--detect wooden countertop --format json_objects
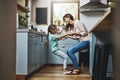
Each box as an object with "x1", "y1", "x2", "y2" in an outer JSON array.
[{"x1": 89, "y1": 8, "x2": 112, "y2": 32}]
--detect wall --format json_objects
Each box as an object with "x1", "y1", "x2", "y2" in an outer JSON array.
[
  {"x1": 0, "y1": 0, "x2": 16, "y2": 80},
  {"x1": 80, "y1": 0, "x2": 107, "y2": 31},
  {"x1": 80, "y1": 0, "x2": 107, "y2": 7},
  {"x1": 31, "y1": 0, "x2": 107, "y2": 33},
  {"x1": 31, "y1": 0, "x2": 51, "y2": 33},
  {"x1": 80, "y1": 12, "x2": 105, "y2": 31}
]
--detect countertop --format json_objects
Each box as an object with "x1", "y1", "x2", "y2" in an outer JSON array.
[{"x1": 17, "y1": 29, "x2": 47, "y2": 36}]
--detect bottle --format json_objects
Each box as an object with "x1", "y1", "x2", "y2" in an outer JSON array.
[{"x1": 31, "y1": 25, "x2": 34, "y2": 30}]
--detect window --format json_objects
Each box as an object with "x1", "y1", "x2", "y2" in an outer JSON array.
[
  {"x1": 51, "y1": 1, "x2": 79, "y2": 26},
  {"x1": 36, "y1": 8, "x2": 48, "y2": 25}
]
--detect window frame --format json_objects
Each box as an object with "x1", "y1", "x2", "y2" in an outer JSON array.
[{"x1": 51, "y1": 0, "x2": 80, "y2": 25}]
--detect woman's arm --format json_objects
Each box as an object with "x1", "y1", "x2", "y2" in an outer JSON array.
[
  {"x1": 66, "y1": 36, "x2": 80, "y2": 40},
  {"x1": 56, "y1": 34, "x2": 69, "y2": 41},
  {"x1": 71, "y1": 31, "x2": 88, "y2": 37}
]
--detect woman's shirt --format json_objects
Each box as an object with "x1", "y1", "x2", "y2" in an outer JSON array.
[
  {"x1": 74, "y1": 20, "x2": 90, "y2": 41},
  {"x1": 48, "y1": 33, "x2": 59, "y2": 52},
  {"x1": 62, "y1": 20, "x2": 90, "y2": 41}
]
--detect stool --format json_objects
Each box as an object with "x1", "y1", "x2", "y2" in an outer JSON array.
[
  {"x1": 79, "y1": 48, "x2": 89, "y2": 72},
  {"x1": 92, "y1": 43, "x2": 113, "y2": 80}
]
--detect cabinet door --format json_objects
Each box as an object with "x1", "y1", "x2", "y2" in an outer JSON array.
[
  {"x1": 28, "y1": 34, "x2": 36, "y2": 74},
  {"x1": 41, "y1": 35, "x2": 48, "y2": 66},
  {"x1": 34, "y1": 35, "x2": 42, "y2": 69},
  {"x1": 41, "y1": 42, "x2": 47, "y2": 65}
]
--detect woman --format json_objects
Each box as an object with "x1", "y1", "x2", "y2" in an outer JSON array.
[{"x1": 63, "y1": 13, "x2": 90, "y2": 74}]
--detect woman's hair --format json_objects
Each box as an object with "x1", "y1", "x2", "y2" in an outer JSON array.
[
  {"x1": 64, "y1": 24, "x2": 74, "y2": 32},
  {"x1": 48, "y1": 24, "x2": 56, "y2": 34},
  {"x1": 63, "y1": 13, "x2": 74, "y2": 21}
]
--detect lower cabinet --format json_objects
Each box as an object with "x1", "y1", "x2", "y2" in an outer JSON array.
[{"x1": 16, "y1": 31, "x2": 48, "y2": 75}]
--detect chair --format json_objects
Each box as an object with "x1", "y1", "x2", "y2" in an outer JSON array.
[{"x1": 79, "y1": 48, "x2": 89, "y2": 72}]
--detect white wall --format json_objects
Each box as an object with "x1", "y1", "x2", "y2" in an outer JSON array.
[
  {"x1": 31, "y1": 0, "x2": 107, "y2": 33},
  {"x1": 80, "y1": 12, "x2": 105, "y2": 31},
  {"x1": 80, "y1": 0, "x2": 107, "y2": 6},
  {"x1": 0, "y1": 0, "x2": 16, "y2": 80},
  {"x1": 80, "y1": 0, "x2": 107, "y2": 31},
  {"x1": 31, "y1": 0, "x2": 51, "y2": 33}
]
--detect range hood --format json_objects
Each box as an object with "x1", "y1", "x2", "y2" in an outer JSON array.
[{"x1": 80, "y1": 0, "x2": 109, "y2": 12}]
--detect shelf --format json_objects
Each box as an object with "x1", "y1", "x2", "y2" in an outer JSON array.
[
  {"x1": 17, "y1": 3, "x2": 30, "y2": 13},
  {"x1": 89, "y1": 8, "x2": 113, "y2": 32}
]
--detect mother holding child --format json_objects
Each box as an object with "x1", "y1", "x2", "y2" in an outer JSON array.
[{"x1": 48, "y1": 13, "x2": 89, "y2": 75}]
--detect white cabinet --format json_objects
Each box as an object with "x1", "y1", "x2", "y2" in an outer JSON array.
[
  {"x1": 41, "y1": 36, "x2": 48, "y2": 65},
  {"x1": 28, "y1": 33, "x2": 36, "y2": 73},
  {"x1": 34, "y1": 35, "x2": 42, "y2": 69},
  {"x1": 16, "y1": 29, "x2": 48, "y2": 75}
]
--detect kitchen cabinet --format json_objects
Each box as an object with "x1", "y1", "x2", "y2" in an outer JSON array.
[
  {"x1": 89, "y1": 8, "x2": 113, "y2": 78},
  {"x1": 16, "y1": 29, "x2": 48, "y2": 75},
  {"x1": 28, "y1": 33, "x2": 36, "y2": 73}
]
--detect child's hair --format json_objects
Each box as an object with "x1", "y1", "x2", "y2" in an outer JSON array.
[{"x1": 48, "y1": 24, "x2": 57, "y2": 34}]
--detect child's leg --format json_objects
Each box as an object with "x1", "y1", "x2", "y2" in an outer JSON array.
[
  {"x1": 53, "y1": 50, "x2": 72, "y2": 74},
  {"x1": 53, "y1": 50, "x2": 68, "y2": 70}
]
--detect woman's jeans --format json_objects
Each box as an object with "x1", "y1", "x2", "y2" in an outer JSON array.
[{"x1": 67, "y1": 41, "x2": 89, "y2": 69}]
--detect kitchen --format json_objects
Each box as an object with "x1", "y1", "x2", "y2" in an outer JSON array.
[{"x1": 0, "y1": 0, "x2": 120, "y2": 80}]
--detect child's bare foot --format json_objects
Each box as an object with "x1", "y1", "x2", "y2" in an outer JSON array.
[{"x1": 63, "y1": 70, "x2": 72, "y2": 75}]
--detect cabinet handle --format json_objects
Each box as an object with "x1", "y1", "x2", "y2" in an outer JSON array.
[{"x1": 30, "y1": 36, "x2": 34, "y2": 38}]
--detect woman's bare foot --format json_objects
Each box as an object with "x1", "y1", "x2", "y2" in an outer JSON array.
[{"x1": 72, "y1": 69, "x2": 80, "y2": 75}]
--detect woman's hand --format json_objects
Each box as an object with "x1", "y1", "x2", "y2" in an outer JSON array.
[{"x1": 67, "y1": 33, "x2": 75, "y2": 36}]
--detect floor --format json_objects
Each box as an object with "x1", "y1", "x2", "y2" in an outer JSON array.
[{"x1": 28, "y1": 65, "x2": 91, "y2": 80}]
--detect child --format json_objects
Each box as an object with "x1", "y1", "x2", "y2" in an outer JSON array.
[{"x1": 48, "y1": 24, "x2": 72, "y2": 75}]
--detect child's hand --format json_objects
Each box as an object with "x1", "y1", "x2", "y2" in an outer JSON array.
[
  {"x1": 68, "y1": 33, "x2": 75, "y2": 36},
  {"x1": 64, "y1": 35, "x2": 69, "y2": 39}
]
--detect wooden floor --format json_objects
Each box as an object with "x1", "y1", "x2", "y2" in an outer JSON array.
[{"x1": 28, "y1": 65, "x2": 91, "y2": 80}]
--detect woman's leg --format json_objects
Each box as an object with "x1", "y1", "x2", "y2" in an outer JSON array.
[{"x1": 67, "y1": 41, "x2": 89, "y2": 69}]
